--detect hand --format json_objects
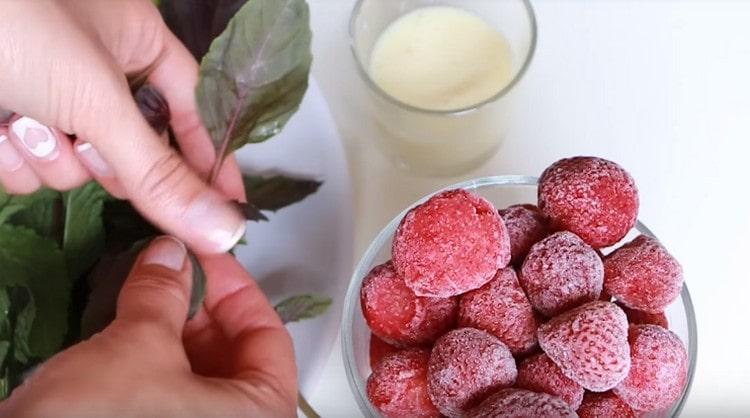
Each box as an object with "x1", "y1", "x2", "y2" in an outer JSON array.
[
  {"x1": 0, "y1": 0, "x2": 246, "y2": 254},
  {"x1": 0, "y1": 237, "x2": 297, "y2": 418}
]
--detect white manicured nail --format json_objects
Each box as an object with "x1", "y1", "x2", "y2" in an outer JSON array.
[
  {"x1": 76, "y1": 142, "x2": 113, "y2": 177},
  {"x1": 11, "y1": 117, "x2": 58, "y2": 160},
  {"x1": 183, "y1": 190, "x2": 247, "y2": 253},
  {"x1": 0, "y1": 133, "x2": 24, "y2": 172}
]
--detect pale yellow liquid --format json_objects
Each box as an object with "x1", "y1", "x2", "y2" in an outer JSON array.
[{"x1": 369, "y1": 6, "x2": 513, "y2": 111}]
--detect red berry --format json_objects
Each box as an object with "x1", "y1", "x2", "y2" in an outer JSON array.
[
  {"x1": 459, "y1": 268, "x2": 538, "y2": 355},
  {"x1": 370, "y1": 334, "x2": 400, "y2": 369},
  {"x1": 393, "y1": 189, "x2": 511, "y2": 298},
  {"x1": 577, "y1": 391, "x2": 635, "y2": 418},
  {"x1": 520, "y1": 231, "x2": 604, "y2": 316},
  {"x1": 499, "y1": 204, "x2": 549, "y2": 264},
  {"x1": 428, "y1": 328, "x2": 517, "y2": 417},
  {"x1": 538, "y1": 301, "x2": 630, "y2": 391},
  {"x1": 614, "y1": 325, "x2": 688, "y2": 412},
  {"x1": 361, "y1": 262, "x2": 458, "y2": 346},
  {"x1": 367, "y1": 349, "x2": 441, "y2": 418},
  {"x1": 516, "y1": 353, "x2": 584, "y2": 409},
  {"x1": 466, "y1": 388, "x2": 577, "y2": 418},
  {"x1": 615, "y1": 302, "x2": 669, "y2": 328},
  {"x1": 604, "y1": 235, "x2": 683, "y2": 314},
  {"x1": 538, "y1": 156, "x2": 639, "y2": 248}
]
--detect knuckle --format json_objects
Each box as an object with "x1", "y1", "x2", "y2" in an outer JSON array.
[
  {"x1": 137, "y1": 152, "x2": 194, "y2": 210},
  {"x1": 123, "y1": 272, "x2": 189, "y2": 311},
  {"x1": 119, "y1": 1, "x2": 166, "y2": 68}
]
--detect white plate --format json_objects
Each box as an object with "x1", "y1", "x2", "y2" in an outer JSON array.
[{"x1": 233, "y1": 78, "x2": 354, "y2": 394}]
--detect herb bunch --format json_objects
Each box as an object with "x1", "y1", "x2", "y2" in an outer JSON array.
[{"x1": 0, "y1": 0, "x2": 329, "y2": 398}]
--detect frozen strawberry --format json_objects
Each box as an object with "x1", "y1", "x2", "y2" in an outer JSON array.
[
  {"x1": 370, "y1": 334, "x2": 400, "y2": 369},
  {"x1": 519, "y1": 231, "x2": 604, "y2": 316},
  {"x1": 499, "y1": 204, "x2": 549, "y2": 264},
  {"x1": 367, "y1": 349, "x2": 441, "y2": 418},
  {"x1": 614, "y1": 325, "x2": 688, "y2": 412},
  {"x1": 538, "y1": 156, "x2": 639, "y2": 248},
  {"x1": 428, "y1": 328, "x2": 517, "y2": 417},
  {"x1": 458, "y1": 268, "x2": 538, "y2": 355},
  {"x1": 615, "y1": 302, "x2": 668, "y2": 328},
  {"x1": 361, "y1": 261, "x2": 458, "y2": 346},
  {"x1": 466, "y1": 389, "x2": 577, "y2": 418},
  {"x1": 393, "y1": 189, "x2": 511, "y2": 298},
  {"x1": 604, "y1": 235, "x2": 683, "y2": 314},
  {"x1": 577, "y1": 391, "x2": 635, "y2": 418},
  {"x1": 538, "y1": 301, "x2": 630, "y2": 391},
  {"x1": 516, "y1": 353, "x2": 584, "y2": 409}
]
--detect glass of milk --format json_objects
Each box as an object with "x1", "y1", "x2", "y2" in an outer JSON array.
[{"x1": 350, "y1": 0, "x2": 537, "y2": 176}]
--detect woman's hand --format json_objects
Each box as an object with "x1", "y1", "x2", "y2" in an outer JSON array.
[
  {"x1": 0, "y1": 0, "x2": 246, "y2": 254},
  {"x1": 0, "y1": 237, "x2": 298, "y2": 418}
]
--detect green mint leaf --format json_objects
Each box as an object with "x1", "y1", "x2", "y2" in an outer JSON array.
[
  {"x1": 63, "y1": 182, "x2": 109, "y2": 279},
  {"x1": 12, "y1": 288, "x2": 35, "y2": 364},
  {"x1": 0, "y1": 368, "x2": 9, "y2": 400},
  {"x1": 0, "y1": 341, "x2": 9, "y2": 370},
  {"x1": 0, "y1": 225, "x2": 70, "y2": 358},
  {"x1": 196, "y1": 0, "x2": 312, "y2": 180},
  {"x1": 275, "y1": 294, "x2": 332, "y2": 324},
  {"x1": 0, "y1": 188, "x2": 60, "y2": 236},
  {"x1": 243, "y1": 175, "x2": 321, "y2": 213},
  {"x1": 161, "y1": 0, "x2": 247, "y2": 60},
  {"x1": 188, "y1": 252, "x2": 206, "y2": 319},
  {"x1": 0, "y1": 289, "x2": 9, "y2": 329}
]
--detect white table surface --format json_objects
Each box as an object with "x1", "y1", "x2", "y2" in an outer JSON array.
[{"x1": 304, "y1": 1, "x2": 750, "y2": 416}]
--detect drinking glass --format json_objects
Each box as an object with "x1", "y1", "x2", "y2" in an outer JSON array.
[{"x1": 349, "y1": 0, "x2": 537, "y2": 176}]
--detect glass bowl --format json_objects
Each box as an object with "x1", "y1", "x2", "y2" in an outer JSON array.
[{"x1": 342, "y1": 176, "x2": 697, "y2": 417}]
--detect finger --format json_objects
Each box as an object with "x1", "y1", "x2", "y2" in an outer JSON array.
[
  {"x1": 146, "y1": 33, "x2": 248, "y2": 203},
  {"x1": 148, "y1": 31, "x2": 217, "y2": 177},
  {"x1": 7, "y1": 116, "x2": 89, "y2": 191},
  {"x1": 73, "y1": 140, "x2": 127, "y2": 199},
  {"x1": 0, "y1": 127, "x2": 43, "y2": 195},
  {"x1": 116, "y1": 236, "x2": 191, "y2": 337},
  {"x1": 198, "y1": 255, "x2": 296, "y2": 399},
  {"x1": 77, "y1": 78, "x2": 246, "y2": 254},
  {"x1": 149, "y1": 31, "x2": 246, "y2": 202},
  {"x1": 215, "y1": 156, "x2": 246, "y2": 202}
]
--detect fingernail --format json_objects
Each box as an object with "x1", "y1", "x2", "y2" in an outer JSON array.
[
  {"x1": 75, "y1": 142, "x2": 113, "y2": 177},
  {"x1": 142, "y1": 236, "x2": 187, "y2": 271},
  {"x1": 11, "y1": 117, "x2": 58, "y2": 160},
  {"x1": 184, "y1": 190, "x2": 246, "y2": 253},
  {"x1": 0, "y1": 133, "x2": 24, "y2": 172}
]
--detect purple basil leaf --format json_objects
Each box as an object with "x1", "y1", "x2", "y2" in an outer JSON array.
[
  {"x1": 0, "y1": 107, "x2": 12, "y2": 124},
  {"x1": 134, "y1": 85, "x2": 170, "y2": 135},
  {"x1": 239, "y1": 203, "x2": 269, "y2": 222},
  {"x1": 195, "y1": 0, "x2": 312, "y2": 181},
  {"x1": 243, "y1": 175, "x2": 321, "y2": 212},
  {"x1": 160, "y1": 0, "x2": 247, "y2": 60}
]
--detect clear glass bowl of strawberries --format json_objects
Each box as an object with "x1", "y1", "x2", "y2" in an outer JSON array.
[{"x1": 342, "y1": 157, "x2": 697, "y2": 418}]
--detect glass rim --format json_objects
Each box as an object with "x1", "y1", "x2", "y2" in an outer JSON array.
[
  {"x1": 341, "y1": 175, "x2": 698, "y2": 418},
  {"x1": 348, "y1": 0, "x2": 538, "y2": 116}
]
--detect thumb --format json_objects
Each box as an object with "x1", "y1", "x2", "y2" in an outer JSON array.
[
  {"x1": 116, "y1": 236, "x2": 192, "y2": 336},
  {"x1": 80, "y1": 86, "x2": 246, "y2": 254}
]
